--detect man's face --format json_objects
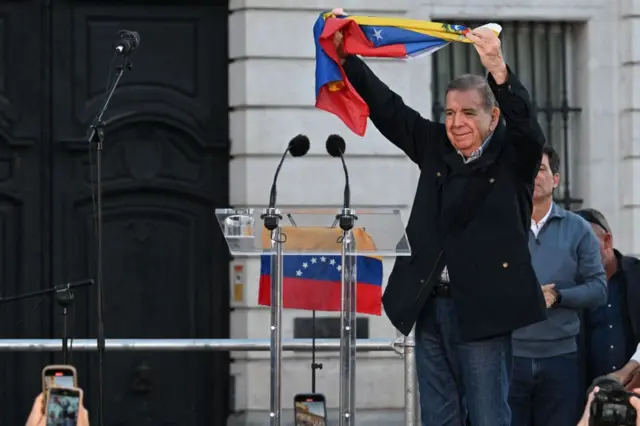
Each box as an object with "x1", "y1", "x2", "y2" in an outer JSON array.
[
  {"x1": 533, "y1": 154, "x2": 559, "y2": 201},
  {"x1": 444, "y1": 89, "x2": 499, "y2": 154},
  {"x1": 590, "y1": 223, "x2": 612, "y2": 264}
]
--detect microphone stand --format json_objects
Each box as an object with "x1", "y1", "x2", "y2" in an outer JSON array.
[
  {"x1": 0, "y1": 280, "x2": 94, "y2": 364},
  {"x1": 333, "y1": 144, "x2": 358, "y2": 426},
  {"x1": 310, "y1": 310, "x2": 323, "y2": 393},
  {"x1": 87, "y1": 53, "x2": 132, "y2": 426}
]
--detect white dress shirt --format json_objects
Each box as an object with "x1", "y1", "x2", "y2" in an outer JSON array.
[
  {"x1": 530, "y1": 204, "x2": 553, "y2": 237},
  {"x1": 631, "y1": 343, "x2": 640, "y2": 364}
]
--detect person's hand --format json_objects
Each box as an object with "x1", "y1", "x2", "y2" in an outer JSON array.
[
  {"x1": 630, "y1": 389, "x2": 640, "y2": 425},
  {"x1": 330, "y1": 8, "x2": 347, "y2": 64},
  {"x1": 610, "y1": 368, "x2": 634, "y2": 386},
  {"x1": 577, "y1": 386, "x2": 598, "y2": 426},
  {"x1": 465, "y1": 26, "x2": 508, "y2": 83},
  {"x1": 24, "y1": 393, "x2": 46, "y2": 426},
  {"x1": 541, "y1": 283, "x2": 557, "y2": 308},
  {"x1": 24, "y1": 392, "x2": 90, "y2": 426}
]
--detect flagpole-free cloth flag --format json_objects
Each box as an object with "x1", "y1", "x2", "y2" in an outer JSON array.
[
  {"x1": 313, "y1": 11, "x2": 502, "y2": 136},
  {"x1": 258, "y1": 226, "x2": 384, "y2": 315}
]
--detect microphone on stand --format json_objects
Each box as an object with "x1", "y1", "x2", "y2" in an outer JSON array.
[
  {"x1": 326, "y1": 134, "x2": 357, "y2": 231},
  {"x1": 115, "y1": 30, "x2": 140, "y2": 55},
  {"x1": 261, "y1": 134, "x2": 310, "y2": 230}
]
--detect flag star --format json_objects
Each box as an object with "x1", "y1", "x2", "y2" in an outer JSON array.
[
  {"x1": 320, "y1": 256, "x2": 326, "y2": 262},
  {"x1": 373, "y1": 28, "x2": 383, "y2": 40},
  {"x1": 296, "y1": 270, "x2": 303, "y2": 276},
  {"x1": 302, "y1": 262, "x2": 308, "y2": 269},
  {"x1": 329, "y1": 258, "x2": 336, "y2": 265},
  {"x1": 337, "y1": 265, "x2": 342, "y2": 271},
  {"x1": 311, "y1": 257, "x2": 317, "y2": 264}
]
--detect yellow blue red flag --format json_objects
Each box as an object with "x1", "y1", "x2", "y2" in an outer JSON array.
[{"x1": 313, "y1": 11, "x2": 501, "y2": 136}]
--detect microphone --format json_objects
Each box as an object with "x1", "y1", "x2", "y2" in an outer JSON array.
[
  {"x1": 261, "y1": 135, "x2": 310, "y2": 230},
  {"x1": 326, "y1": 134, "x2": 356, "y2": 231},
  {"x1": 115, "y1": 30, "x2": 140, "y2": 55},
  {"x1": 326, "y1": 134, "x2": 350, "y2": 209}
]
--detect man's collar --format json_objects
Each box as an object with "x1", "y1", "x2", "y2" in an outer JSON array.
[
  {"x1": 458, "y1": 132, "x2": 494, "y2": 164},
  {"x1": 549, "y1": 202, "x2": 568, "y2": 219}
]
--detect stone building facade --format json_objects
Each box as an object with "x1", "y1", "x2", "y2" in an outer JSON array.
[{"x1": 227, "y1": 0, "x2": 634, "y2": 423}]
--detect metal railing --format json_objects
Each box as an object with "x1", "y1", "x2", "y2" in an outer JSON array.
[{"x1": 0, "y1": 335, "x2": 418, "y2": 425}]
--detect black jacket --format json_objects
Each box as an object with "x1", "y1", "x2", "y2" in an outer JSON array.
[
  {"x1": 579, "y1": 251, "x2": 640, "y2": 386},
  {"x1": 343, "y1": 56, "x2": 548, "y2": 341}
]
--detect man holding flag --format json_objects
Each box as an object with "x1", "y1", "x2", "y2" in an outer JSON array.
[{"x1": 319, "y1": 9, "x2": 547, "y2": 426}]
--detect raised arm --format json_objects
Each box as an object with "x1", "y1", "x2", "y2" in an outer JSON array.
[
  {"x1": 466, "y1": 28, "x2": 546, "y2": 182},
  {"x1": 488, "y1": 69, "x2": 546, "y2": 182},
  {"x1": 342, "y1": 56, "x2": 444, "y2": 165}
]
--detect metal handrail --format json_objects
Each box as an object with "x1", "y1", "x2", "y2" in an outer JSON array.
[{"x1": 0, "y1": 337, "x2": 417, "y2": 425}]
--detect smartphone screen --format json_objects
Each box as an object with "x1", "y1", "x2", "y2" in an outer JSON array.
[
  {"x1": 43, "y1": 366, "x2": 77, "y2": 395},
  {"x1": 294, "y1": 394, "x2": 327, "y2": 426},
  {"x1": 45, "y1": 387, "x2": 81, "y2": 426}
]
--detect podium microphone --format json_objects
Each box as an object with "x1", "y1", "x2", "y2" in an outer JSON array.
[
  {"x1": 261, "y1": 134, "x2": 310, "y2": 230},
  {"x1": 326, "y1": 134, "x2": 357, "y2": 231}
]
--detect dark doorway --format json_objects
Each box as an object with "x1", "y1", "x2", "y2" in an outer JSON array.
[{"x1": 0, "y1": 1, "x2": 230, "y2": 425}]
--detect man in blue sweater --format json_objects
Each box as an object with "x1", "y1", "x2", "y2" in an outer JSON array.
[{"x1": 508, "y1": 145, "x2": 607, "y2": 426}]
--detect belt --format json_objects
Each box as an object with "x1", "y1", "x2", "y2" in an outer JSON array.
[{"x1": 432, "y1": 281, "x2": 451, "y2": 297}]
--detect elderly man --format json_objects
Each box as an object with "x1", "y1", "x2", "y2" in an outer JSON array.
[
  {"x1": 508, "y1": 145, "x2": 607, "y2": 426},
  {"x1": 332, "y1": 9, "x2": 547, "y2": 426}
]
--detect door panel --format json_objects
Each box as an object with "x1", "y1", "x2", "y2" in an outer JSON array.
[
  {"x1": 0, "y1": 1, "x2": 230, "y2": 425},
  {"x1": 0, "y1": 1, "x2": 52, "y2": 424}
]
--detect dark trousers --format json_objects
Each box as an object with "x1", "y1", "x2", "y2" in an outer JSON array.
[
  {"x1": 415, "y1": 297, "x2": 512, "y2": 426},
  {"x1": 508, "y1": 353, "x2": 581, "y2": 426}
]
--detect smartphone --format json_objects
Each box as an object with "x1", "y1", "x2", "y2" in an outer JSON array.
[
  {"x1": 45, "y1": 387, "x2": 82, "y2": 426},
  {"x1": 42, "y1": 365, "x2": 78, "y2": 397},
  {"x1": 294, "y1": 393, "x2": 327, "y2": 426}
]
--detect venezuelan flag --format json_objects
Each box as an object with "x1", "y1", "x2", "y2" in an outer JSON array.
[
  {"x1": 258, "y1": 254, "x2": 383, "y2": 315},
  {"x1": 313, "y1": 11, "x2": 502, "y2": 136}
]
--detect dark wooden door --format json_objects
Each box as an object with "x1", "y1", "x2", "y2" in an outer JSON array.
[{"x1": 0, "y1": 1, "x2": 230, "y2": 425}]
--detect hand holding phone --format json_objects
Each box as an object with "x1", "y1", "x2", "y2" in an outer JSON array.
[{"x1": 24, "y1": 389, "x2": 89, "y2": 426}]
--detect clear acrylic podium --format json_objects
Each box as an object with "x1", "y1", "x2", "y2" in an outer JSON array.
[{"x1": 215, "y1": 207, "x2": 411, "y2": 426}]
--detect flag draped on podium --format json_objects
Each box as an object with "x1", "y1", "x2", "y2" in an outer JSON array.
[
  {"x1": 258, "y1": 254, "x2": 383, "y2": 315},
  {"x1": 257, "y1": 226, "x2": 383, "y2": 315},
  {"x1": 313, "y1": 12, "x2": 501, "y2": 136}
]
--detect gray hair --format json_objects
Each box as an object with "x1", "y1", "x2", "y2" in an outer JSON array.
[{"x1": 445, "y1": 74, "x2": 497, "y2": 112}]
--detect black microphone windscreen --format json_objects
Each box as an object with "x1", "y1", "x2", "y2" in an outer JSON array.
[
  {"x1": 326, "y1": 134, "x2": 346, "y2": 157},
  {"x1": 288, "y1": 134, "x2": 310, "y2": 157}
]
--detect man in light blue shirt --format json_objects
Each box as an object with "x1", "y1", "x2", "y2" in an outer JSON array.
[{"x1": 508, "y1": 145, "x2": 607, "y2": 426}]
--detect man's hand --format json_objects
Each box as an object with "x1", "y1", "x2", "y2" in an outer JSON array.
[
  {"x1": 331, "y1": 8, "x2": 347, "y2": 64},
  {"x1": 541, "y1": 283, "x2": 558, "y2": 308},
  {"x1": 610, "y1": 361, "x2": 640, "y2": 386},
  {"x1": 465, "y1": 27, "x2": 508, "y2": 84}
]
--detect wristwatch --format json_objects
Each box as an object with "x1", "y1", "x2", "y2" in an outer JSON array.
[{"x1": 554, "y1": 290, "x2": 562, "y2": 306}]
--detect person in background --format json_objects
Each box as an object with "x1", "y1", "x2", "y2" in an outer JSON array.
[
  {"x1": 576, "y1": 208, "x2": 640, "y2": 385},
  {"x1": 508, "y1": 145, "x2": 607, "y2": 426}
]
